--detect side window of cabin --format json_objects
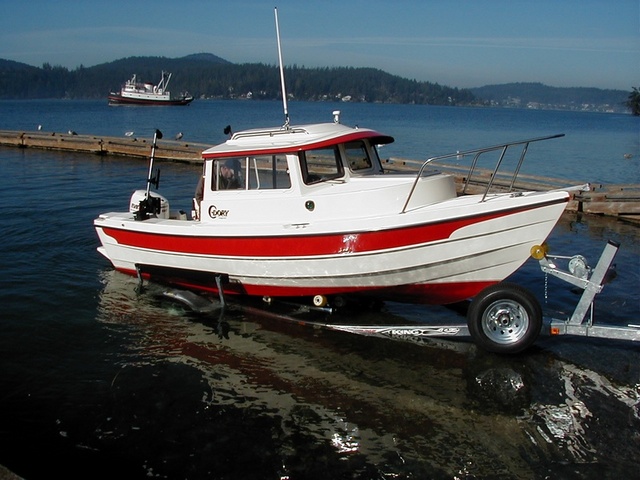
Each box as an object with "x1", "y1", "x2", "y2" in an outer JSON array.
[
  {"x1": 301, "y1": 146, "x2": 344, "y2": 184},
  {"x1": 344, "y1": 141, "x2": 372, "y2": 171},
  {"x1": 247, "y1": 155, "x2": 291, "y2": 190},
  {"x1": 213, "y1": 157, "x2": 244, "y2": 190}
]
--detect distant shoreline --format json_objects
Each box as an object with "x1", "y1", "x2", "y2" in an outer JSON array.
[
  {"x1": 0, "y1": 96, "x2": 632, "y2": 115},
  {"x1": 1, "y1": 56, "x2": 632, "y2": 113}
]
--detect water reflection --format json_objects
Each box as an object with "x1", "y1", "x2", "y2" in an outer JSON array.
[{"x1": 94, "y1": 267, "x2": 639, "y2": 479}]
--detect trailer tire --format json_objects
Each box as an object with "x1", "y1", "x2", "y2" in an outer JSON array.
[{"x1": 467, "y1": 282, "x2": 542, "y2": 354}]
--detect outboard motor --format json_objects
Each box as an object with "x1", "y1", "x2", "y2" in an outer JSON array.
[{"x1": 130, "y1": 189, "x2": 170, "y2": 220}]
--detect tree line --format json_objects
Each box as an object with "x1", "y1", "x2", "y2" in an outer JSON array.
[
  {"x1": 1, "y1": 55, "x2": 636, "y2": 113},
  {"x1": 0, "y1": 55, "x2": 475, "y2": 106},
  {"x1": 626, "y1": 87, "x2": 640, "y2": 115}
]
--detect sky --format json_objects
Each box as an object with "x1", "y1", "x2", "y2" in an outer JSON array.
[{"x1": 0, "y1": 0, "x2": 637, "y2": 91}]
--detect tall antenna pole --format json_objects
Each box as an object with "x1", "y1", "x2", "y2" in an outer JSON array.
[{"x1": 274, "y1": 7, "x2": 290, "y2": 129}]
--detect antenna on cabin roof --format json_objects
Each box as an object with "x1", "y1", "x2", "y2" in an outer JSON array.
[{"x1": 274, "y1": 7, "x2": 290, "y2": 129}]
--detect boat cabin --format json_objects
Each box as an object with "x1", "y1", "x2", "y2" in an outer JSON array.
[{"x1": 196, "y1": 122, "x2": 457, "y2": 225}]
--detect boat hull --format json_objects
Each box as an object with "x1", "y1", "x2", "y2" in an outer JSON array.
[
  {"x1": 107, "y1": 94, "x2": 194, "y2": 106},
  {"x1": 95, "y1": 192, "x2": 568, "y2": 304}
]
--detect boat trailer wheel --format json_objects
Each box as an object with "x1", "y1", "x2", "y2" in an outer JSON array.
[{"x1": 467, "y1": 282, "x2": 542, "y2": 354}]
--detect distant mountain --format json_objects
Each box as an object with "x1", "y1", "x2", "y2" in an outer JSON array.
[
  {"x1": 0, "y1": 59, "x2": 70, "y2": 98},
  {"x1": 1, "y1": 56, "x2": 631, "y2": 112},
  {"x1": 0, "y1": 58, "x2": 39, "y2": 71},
  {"x1": 180, "y1": 53, "x2": 232, "y2": 64},
  {"x1": 0, "y1": 53, "x2": 475, "y2": 106},
  {"x1": 470, "y1": 82, "x2": 628, "y2": 113},
  {"x1": 92, "y1": 53, "x2": 231, "y2": 70}
]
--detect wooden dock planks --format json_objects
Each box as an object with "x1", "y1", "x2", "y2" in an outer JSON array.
[{"x1": 0, "y1": 129, "x2": 206, "y2": 162}]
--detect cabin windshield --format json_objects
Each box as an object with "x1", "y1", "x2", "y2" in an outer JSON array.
[
  {"x1": 211, "y1": 155, "x2": 291, "y2": 191},
  {"x1": 300, "y1": 146, "x2": 344, "y2": 184},
  {"x1": 344, "y1": 140, "x2": 374, "y2": 172}
]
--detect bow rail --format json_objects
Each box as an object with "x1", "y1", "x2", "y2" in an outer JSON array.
[{"x1": 401, "y1": 133, "x2": 565, "y2": 213}]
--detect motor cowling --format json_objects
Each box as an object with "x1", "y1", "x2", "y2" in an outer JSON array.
[{"x1": 129, "y1": 189, "x2": 170, "y2": 220}]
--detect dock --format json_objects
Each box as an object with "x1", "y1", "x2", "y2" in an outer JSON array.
[
  {"x1": 0, "y1": 129, "x2": 207, "y2": 163},
  {"x1": 1, "y1": 129, "x2": 638, "y2": 222}
]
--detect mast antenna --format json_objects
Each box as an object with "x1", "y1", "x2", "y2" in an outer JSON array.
[{"x1": 274, "y1": 7, "x2": 290, "y2": 129}]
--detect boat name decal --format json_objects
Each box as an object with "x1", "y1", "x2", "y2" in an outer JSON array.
[{"x1": 208, "y1": 205, "x2": 229, "y2": 219}]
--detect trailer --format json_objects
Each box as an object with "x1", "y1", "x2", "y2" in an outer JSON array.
[{"x1": 149, "y1": 241, "x2": 638, "y2": 354}]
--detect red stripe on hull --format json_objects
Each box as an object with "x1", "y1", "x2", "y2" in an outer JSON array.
[
  {"x1": 117, "y1": 266, "x2": 495, "y2": 304},
  {"x1": 380, "y1": 281, "x2": 496, "y2": 304},
  {"x1": 101, "y1": 200, "x2": 565, "y2": 258}
]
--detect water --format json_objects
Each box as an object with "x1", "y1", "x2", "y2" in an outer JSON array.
[
  {"x1": 0, "y1": 100, "x2": 639, "y2": 479},
  {"x1": 1, "y1": 99, "x2": 638, "y2": 184}
]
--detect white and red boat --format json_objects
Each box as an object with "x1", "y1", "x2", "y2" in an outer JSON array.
[
  {"x1": 108, "y1": 71, "x2": 193, "y2": 106},
  {"x1": 94, "y1": 116, "x2": 571, "y2": 351},
  {"x1": 95, "y1": 122, "x2": 568, "y2": 304},
  {"x1": 94, "y1": 10, "x2": 575, "y2": 353}
]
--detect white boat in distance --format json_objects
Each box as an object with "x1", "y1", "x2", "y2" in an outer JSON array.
[
  {"x1": 108, "y1": 71, "x2": 193, "y2": 106},
  {"x1": 94, "y1": 9, "x2": 571, "y2": 353}
]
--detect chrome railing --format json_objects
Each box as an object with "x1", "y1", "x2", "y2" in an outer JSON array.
[{"x1": 401, "y1": 133, "x2": 565, "y2": 213}]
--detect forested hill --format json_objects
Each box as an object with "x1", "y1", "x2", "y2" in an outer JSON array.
[
  {"x1": 470, "y1": 82, "x2": 628, "y2": 112},
  {"x1": 1, "y1": 56, "x2": 629, "y2": 111},
  {"x1": 0, "y1": 54, "x2": 474, "y2": 106}
]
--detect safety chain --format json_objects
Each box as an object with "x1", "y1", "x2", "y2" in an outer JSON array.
[{"x1": 544, "y1": 271, "x2": 549, "y2": 302}]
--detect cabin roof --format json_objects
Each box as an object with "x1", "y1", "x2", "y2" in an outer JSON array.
[{"x1": 202, "y1": 122, "x2": 394, "y2": 159}]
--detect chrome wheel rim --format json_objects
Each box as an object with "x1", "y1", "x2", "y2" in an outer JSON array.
[{"x1": 481, "y1": 299, "x2": 529, "y2": 345}]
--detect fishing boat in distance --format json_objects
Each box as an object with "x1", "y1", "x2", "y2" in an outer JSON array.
[
  {"x1": 108, "y1": 71, "x2": 193, "y2": 106},
  {"x1": 95, "y1": 10, "x2": 576, "y2": 354}
]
